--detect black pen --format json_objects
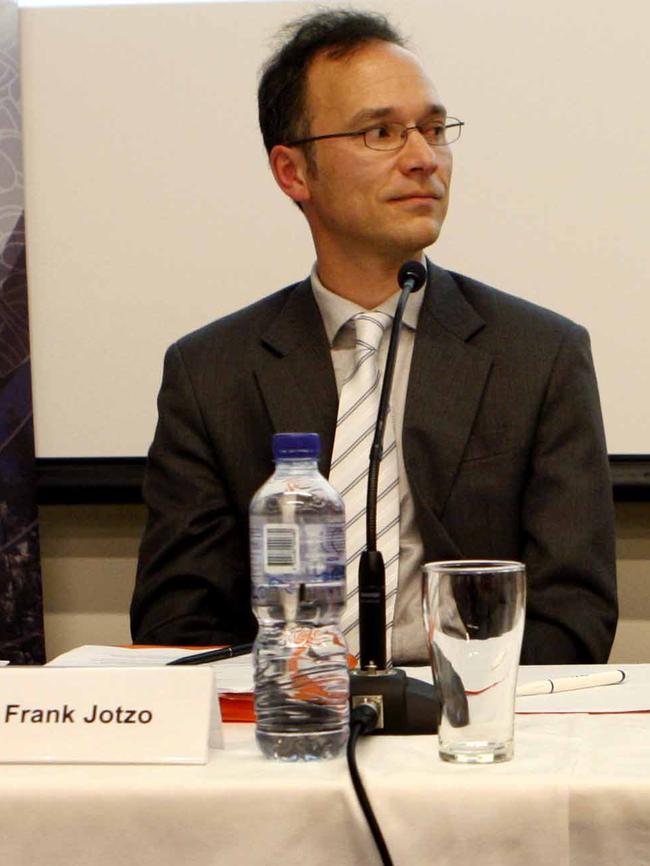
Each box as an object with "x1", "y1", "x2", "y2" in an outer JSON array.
[{"x1": 167, "y1": 643, "x2": 253, "y2": 666}]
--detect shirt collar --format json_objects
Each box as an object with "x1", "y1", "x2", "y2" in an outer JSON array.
[{"x1": 310, "y1": 263, "x2": 426, "y2": 346}]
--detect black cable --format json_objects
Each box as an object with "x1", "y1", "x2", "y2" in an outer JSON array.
[{"x1": 347, "y1": 705, "x2": 395, "y2": 866}]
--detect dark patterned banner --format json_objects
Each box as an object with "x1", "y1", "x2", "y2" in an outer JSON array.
[{"x1": 0, "y1": 0, "x2": 45, "y2": 663}]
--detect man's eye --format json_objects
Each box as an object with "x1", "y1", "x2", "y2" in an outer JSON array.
[
  {"x1": 366, "y1": 125, "x2": 394, "y2": 141},
  {"x1": 422, "y1": 123, "x2": 446, "y2": 142}
]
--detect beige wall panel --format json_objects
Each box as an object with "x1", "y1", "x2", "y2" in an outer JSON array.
[
  {"x1": 40, "y1": 504, "x2": 144, "y2": 659},
  {"x1": 40, "y1": 502, "x2": 649, "y2": 663}
]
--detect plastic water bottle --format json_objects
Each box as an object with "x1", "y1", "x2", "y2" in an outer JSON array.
[{"x1": 250, "y1": 432, "x2": 349, "y2": 760}]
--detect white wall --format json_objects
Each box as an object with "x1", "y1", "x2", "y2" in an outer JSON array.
[{"x1": 21, "y1": 0, "x2": 650, "y2": 458}]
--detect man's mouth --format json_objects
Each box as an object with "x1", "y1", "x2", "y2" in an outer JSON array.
[{"x1": 389, "y1": 191, "x2": 444, "y2": 203}]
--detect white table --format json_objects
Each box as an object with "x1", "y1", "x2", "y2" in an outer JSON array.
[{"x1": 2, "y1": 712, "x2": 650, "y2": 866}]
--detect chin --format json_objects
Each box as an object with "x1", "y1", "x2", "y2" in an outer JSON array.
[{"x1": 398, "y1": 223, "x2": 441, "y2": 256}]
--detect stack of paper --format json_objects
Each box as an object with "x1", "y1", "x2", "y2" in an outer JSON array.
[{"x1": 47, "y1": 645, "x2": 255, "y2": 722}]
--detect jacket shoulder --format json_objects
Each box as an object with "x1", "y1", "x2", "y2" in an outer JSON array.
[
  {"x1": 448, "y1": 269, "x2": 586, "y2": 340},
  {"x1": 174, "y1": 281, "x2": 303, "y2": 358}
]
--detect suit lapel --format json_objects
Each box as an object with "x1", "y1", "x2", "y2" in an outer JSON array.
[
  {"x1": 405, "y1": 262, "x2": 493, "y2": 552},
  {"x1": 254, "y1": 277, "x2": 339, "y2": 473}
]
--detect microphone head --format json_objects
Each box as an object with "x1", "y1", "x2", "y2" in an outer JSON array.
[{"x1": 397, "y1": 260, "x2": 427, "y2": 293}]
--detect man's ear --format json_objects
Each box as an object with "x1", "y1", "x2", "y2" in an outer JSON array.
[{"x1": 269, "y1": 144, "x2": 311, "y2": 205}]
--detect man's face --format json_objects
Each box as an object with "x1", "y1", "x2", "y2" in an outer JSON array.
[{"x1": 298, "y1": 40, "x2": 452, "y2": 263}]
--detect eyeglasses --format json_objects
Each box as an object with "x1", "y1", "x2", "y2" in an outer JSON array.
[{"x1": 286, "y1": 117, "x2": 464, "y2": 152}]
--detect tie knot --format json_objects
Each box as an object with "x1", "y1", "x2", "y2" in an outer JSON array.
[{"x1": 352, "y1": 311, "x2": 392, "y2": 354}]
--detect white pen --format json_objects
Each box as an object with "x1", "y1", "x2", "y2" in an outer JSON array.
[{"x1": 516, "y1": 669, "x2": 626, "y2": 697}]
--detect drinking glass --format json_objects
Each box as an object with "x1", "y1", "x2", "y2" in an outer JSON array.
[{"x1": 422, "y1": 560, "x2": 526, "y2": 763}]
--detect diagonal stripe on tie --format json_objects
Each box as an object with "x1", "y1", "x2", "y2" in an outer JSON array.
[
  {"x1": 336, "y1": 375, "x2": 381, "y2": 425},
  {"x1": 344, "y1": 478, "x2": 401, "y2": 533},
  {"x1": 330, "y1": 422, "x2": 376, "y2": 468}
]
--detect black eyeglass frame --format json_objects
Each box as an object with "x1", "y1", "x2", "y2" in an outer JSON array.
[{"x1": 285, "y1": 117, "x2": 465, "y2": 151}]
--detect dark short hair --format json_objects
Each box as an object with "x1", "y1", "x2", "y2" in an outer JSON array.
[{"x1": 258, "y1": 9, "x2": 406, "y2": 155}]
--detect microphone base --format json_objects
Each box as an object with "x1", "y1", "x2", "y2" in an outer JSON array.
[{"x1": 349, "y1": 667, "x2": 439, "y2": 735}]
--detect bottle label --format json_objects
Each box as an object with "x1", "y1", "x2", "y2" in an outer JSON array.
[{"x1": 263, "y1": 524, "x2": 300, "y2": 574}]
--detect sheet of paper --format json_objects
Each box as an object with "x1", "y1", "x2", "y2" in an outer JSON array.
[
  {"x1": 403, "y1": 663, "x2": 650, "y2": 714},
  {"x1": 47, "y1": 645, "x2": 254, "y2": 693}
]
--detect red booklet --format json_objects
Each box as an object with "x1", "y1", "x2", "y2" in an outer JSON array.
[{"x1": 220, "y1": 693, "x2": 255, "y2": 723}]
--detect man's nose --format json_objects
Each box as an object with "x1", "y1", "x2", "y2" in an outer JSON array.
[{"x1": 398, "y1": 127, "x2": 438, "y2": 173}]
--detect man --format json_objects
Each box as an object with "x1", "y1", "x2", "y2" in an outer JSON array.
[{"x1": 131, "y1": 9, "x2": 617, "y2": 664}]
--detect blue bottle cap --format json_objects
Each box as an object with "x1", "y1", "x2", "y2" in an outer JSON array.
[{"x1": 272, "y1": 432, "x2": 321, "y2": 459}]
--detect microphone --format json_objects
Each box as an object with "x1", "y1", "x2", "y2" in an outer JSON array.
[
  {"x1": 349, "y1": 260, "x2": 444, "y2": 735},
  {"x1": 397, "y1": 260, "x2": 427, "y2": 293}
]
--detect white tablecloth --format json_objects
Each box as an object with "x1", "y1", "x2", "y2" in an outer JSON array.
[{"x1": 2, "y1": 711, "x2": 650, "y2": 866}]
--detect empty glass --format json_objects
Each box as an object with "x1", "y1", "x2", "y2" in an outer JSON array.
[{"x1": 423, "y1": 560, "x2": 526, "y2": 764}]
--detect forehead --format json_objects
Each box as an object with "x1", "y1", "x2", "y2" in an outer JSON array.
[{"x1": 305, "y1": 40, "x2": 441, "y2": 127}]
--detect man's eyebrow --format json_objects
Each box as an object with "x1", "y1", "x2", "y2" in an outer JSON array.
[{"x1": 347, "y1": 103, "x2": 447, "y2": 128}]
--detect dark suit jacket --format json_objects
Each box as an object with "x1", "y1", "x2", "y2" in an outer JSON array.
[{"x1": 131, "y1": 262, "x2": 618, "y2": 664}]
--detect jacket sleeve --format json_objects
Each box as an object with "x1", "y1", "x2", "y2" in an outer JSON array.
[
  {"x1": 519, "y1": 322, "x2": 618, "y2": 663},
  {"x1": 130, "y1": 341, "x2": 257, "y2": 647}
]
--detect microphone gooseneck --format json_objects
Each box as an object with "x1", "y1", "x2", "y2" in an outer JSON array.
[
  {"x1": 351, "y1": 259, "x2": 441, "y2": 734},
  {"x1": 366, "y1": 260, "x2": 426, "y2": 550},
  {"x1": 358, "y1": 260, "x2": 427, "y2": 670}
]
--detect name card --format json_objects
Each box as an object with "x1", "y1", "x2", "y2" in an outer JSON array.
[{"x1": 0, "y1": 667, "x2": 215, "y2": 764}]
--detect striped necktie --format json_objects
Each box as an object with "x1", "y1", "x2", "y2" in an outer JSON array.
[{"x1": 328, "y1": 311, "x2": 400, "y2": 661}]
